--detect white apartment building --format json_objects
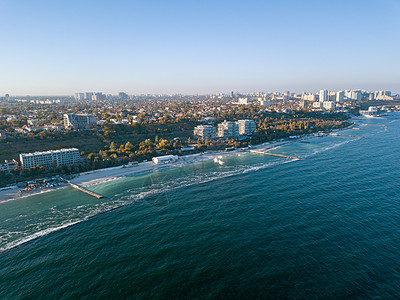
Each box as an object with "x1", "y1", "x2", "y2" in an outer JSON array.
[
  {"x1": 302, "y1": 93, "x2": 316, "y2": 101},
  {"x1": 63, "y1": 114, "x2": 97, "y2": 129},
  {"x1": 217, "y1": 121, "x2": 239, "y2": 139},
  {"x1": 0, "y1": 159, "x2": 18, "y2": 174},
  {"x1": 323, "y1": 101, "x2": 335, "y2": 110},
  {"x1": 319, "y1": 90, "x2": 329, "y2": 102},
  {"x1": 193, "y1": 125, "x2": 216, "y2": 141},
  {"x1": 345, "y1": 90, "x2": 362, "y2": 101},
  {"x1": 19, "y1": 148, "x2": 81, "y2": 169},
  {"x1": 237, "y1": 98, "x2": 249, "y2": 105},
  {"x1": 236, "y1": 120, "x2": 256, "y2": 135},
  {"x1": 336, "y1": 91, "x2": 345, "y2": 102}
]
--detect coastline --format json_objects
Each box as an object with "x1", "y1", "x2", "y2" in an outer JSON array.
[{"x1": 0, "y1": 122, "x2": 355, "y2": 203}]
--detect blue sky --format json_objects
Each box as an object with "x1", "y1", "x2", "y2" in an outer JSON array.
[{"x1": 0, "y1": 0, "x2": 399, "y2": 95}]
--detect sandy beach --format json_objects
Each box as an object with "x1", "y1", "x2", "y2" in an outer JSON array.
[
  {"x1": 0, "y1": 150, "x2": 243, "y2": 202},
  {"x1": 0, "y1": 130, "x2": 343, "y2": 203}
]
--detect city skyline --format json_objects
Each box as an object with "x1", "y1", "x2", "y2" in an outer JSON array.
[{"x1": 1, "y1": 0, "x2": 399, "y2": 95}]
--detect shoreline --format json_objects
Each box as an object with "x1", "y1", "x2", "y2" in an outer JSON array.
[{"x1": 0, "y1": 122, "x2": 356, "y2": 203}]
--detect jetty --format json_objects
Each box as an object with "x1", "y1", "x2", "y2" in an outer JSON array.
[
  {"x1": 358, "y1": 124, "x2": 387, "y2": 127},
  {"x1": 330, "y1": 133, "x2": 364, "y2": 138},
  {"x1": 68, "y1": 182, "x2": 103, "y2": 199},
  {"x1": 250, "y1": 150, "x2": 301, "y2": 160}
]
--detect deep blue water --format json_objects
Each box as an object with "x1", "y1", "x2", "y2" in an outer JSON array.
[{"x1": 1, "y1": 114, "x2": 400, "y2": 299}]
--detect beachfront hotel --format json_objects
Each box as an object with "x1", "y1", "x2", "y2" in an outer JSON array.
[
  {"x1": 237, "y1": 120, "x2": 256, "y2": 136},
  {"x1": 194, "y1": 125, "x2": 216, "y2": 141},
  {"x1": 19, "y1": 148, "x2": 81, "y2": 169}
]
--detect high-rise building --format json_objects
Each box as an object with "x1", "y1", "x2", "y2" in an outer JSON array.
[
  {"x1": 118, "y1": 92, "x2": 129, "y2": 100},
  {"x1": 63, "y1": 114, "x2": 97, "y2": 129},
  {"x1": 336, "y1": 91, "x2": 345, "y2": 102},
  {"x1": 236, "y1": 120, "x2": 256, "y2": 135},
  {"x1": 217, "y1": 121, "x2": 239, "y2": 139},
  {"x1": 345, "y1": 90, "x2": 362, "y2": 101},
  {"x1": 193, "y1": 125, "x2": 216, "y2": 141},
  {"x1": 84, "y1": 92, "x2": 94, "y2": 100},
  {"x1": 19, "y1": 148, "x2": 81, "y2": 169},
  {"x1": 92, "y1": 93, "x2": 106, "y2": 101},
  {"x1": 74, "y1": 93, "x2": 85, "y2": 100},
  {"x1": 319, "y1": 90, "x2": 329, "y2": 102}
]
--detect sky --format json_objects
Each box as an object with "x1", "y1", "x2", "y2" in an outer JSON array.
[{"x1": 0, "y1": 0, "x2": 399, "y2": 95}]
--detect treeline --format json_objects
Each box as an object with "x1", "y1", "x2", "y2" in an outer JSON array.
[{"x1": 0, "y1": 110, "x2": 351, "y2": 187}]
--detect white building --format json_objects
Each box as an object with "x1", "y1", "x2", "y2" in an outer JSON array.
[
  {"x1": 217, "y1": 121, "x2": 239, "y2": 139},
  {"x1": 19, "y1": 148, "x2": 81, "y2": 169},
  {"x1": 336, "y1": 91, "x2": 345, "y2": 102},
  {"x1": 63, "y1": 114, "x2": 97, "y2": 130},
  {"x1": 323, "y1": 101, "x2": 335, "y2": 110},
  {"x1": 302, "y1": 93, "x2": 316, "y2": 101},
  {"x1": 152, "y1": 155, "x2": 178, "y2": 165},
  {"x1": 345, "y1": 90, "x2": 362, "y2": 101},
  {"x1": 313, "y1": 102, "x2": 322, "y2": 109},
  {"x1": 319, "y1": 90, "x2": 329, "y2": 102},
  {"x1": 236, "y1": 120, "x2": 256, "y2": 135},
  {"x1": 257, "y1": 98, "x2": 270, "y2": 107},
  {"x1": 0, "y1": 159, "x2": 18, "y2": 174},
  {"x1": 74, "y1": 93, "x2": 85, "y2": 100},
  {"x1": 193, "y1": 125, "x2": 216, "y2": 141},
  {"x1": 237, "y1": 98, "x2": 249, "y2": 105}
]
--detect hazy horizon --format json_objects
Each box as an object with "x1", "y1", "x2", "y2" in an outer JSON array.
[{"x1": 1, "y1": 0, "x2": 399, "y2": 95}]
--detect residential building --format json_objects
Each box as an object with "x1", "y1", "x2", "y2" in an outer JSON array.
[
  {"x1": 92, "y1": 93, "x2": 106, "y2": 101},
  {"x1": 302, "y1": 93, "x2": 316, "y2": 101},
  {"x1": 63, "y1": 113, "x2": 97, "y2": 129},
  {"x1": 323, "y1": 101, "x2": 335, "y2": 110},
  {"x1": 193, "y1": 125, "x2": 216, "y2": 141},
  {"x1": 336, "y1": 91, "x2": 345, "y2": 102},
  {"x1": 236, "y1": 119, "x2": 256, "y2": 135},
  {"x1": 319, "y1": 90, "x2": 329, "y2": 102},
  {"x1": 237, "y1": 98, "x2": 249, "y2": 105},
  {"x1": 19, "y1": 148, "x2": 81, "y2": 169},
  {"x1": 0, "y1": 159, "x2": 18, "y2": 174},
  {"x1": 74, "y1": 93, "x2": 85, "y2": 101},
  {"x1": 345, "y1": 90, "x2": 362, "y2": 101},
  {"x1": 84, "y1": 92, "x2": 94, "y2": 100},
  {"x1": 118, "y1": 92, "x2": 129, "y2": 100},
  {"x1": 217, "y1": 121, "x2": 239, "y2": 139}
]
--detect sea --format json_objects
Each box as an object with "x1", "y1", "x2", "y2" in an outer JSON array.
[{"x1": 1, "y1": 113, "x2": 400, "y2": 299}]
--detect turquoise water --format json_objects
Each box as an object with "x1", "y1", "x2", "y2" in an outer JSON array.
[{"x1": 1, "y1": 114, "x2": 400, "y2": 299}]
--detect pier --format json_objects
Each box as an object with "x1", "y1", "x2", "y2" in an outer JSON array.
[
  {"x1": 330, "y1": 133, "x2": 364, "y2": 138},
  {"x1": 68, "y1": 182, "x2": 104, "y2": 199},
  {"x1": 250, "y1": 150, "x2": 301, "y2": 160},
  {"x1": 358, "y1": 124, "x2": 387, "y2": 127}
]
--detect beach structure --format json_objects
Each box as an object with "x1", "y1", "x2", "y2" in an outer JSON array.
[
  {"x1": 63, "y1": 113, "x2": 97, "y2": 130},
  {"x1": 152, "y1": 155, "x2": 178, "y2": 165},
  {"x1": 19, "y1": 148, "x2": 81, "y2": 169}
]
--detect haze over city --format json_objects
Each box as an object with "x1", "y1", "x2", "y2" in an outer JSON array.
[{"x1": 1, "y1": 0, "x2": 399, "y2": 95}]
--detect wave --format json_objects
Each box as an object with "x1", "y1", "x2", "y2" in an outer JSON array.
[{"x1": 0, "y1": 131, "x2": 374, "y2": 254}]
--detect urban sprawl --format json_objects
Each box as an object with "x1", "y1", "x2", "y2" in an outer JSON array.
[{"x1": 1, "y1": 89, "x2": 399, "y2": 188}]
